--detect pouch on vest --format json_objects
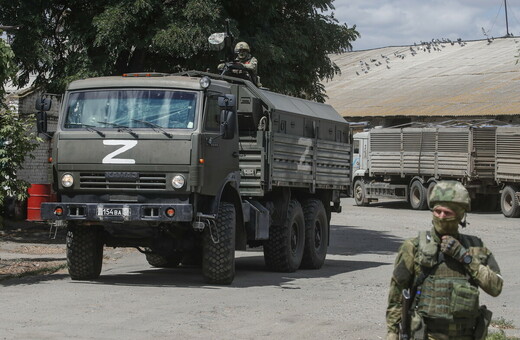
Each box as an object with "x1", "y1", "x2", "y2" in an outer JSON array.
[
  {"x1": 474, "y1": 305, "x2": 493, "y2": 340},
  {"x1": 450, "y1": 282, "x2": 480, "y2": 318},
  {"x1": 417, "y1": 231, "x2": 438, "y2": 268},
  {"x1": 410, "y1": 311, "x2": 426, "y2": 340}
]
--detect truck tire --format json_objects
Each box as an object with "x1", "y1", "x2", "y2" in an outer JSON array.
[
  {"x1": 66, "y1": 226, "x2": 104, "y2": 280},
  {"x1": 145, "y1": 251, "x2": 183, "y2": 268},
  {"x1": 501, "y1": 185, "x2": 520, "y2": 218},
  {"x1": 263, "y1": 199, "x2": 305, "y2": 272},
  {"x1": 353, "y1": 179, "x2": 368, "y2": 206},
  {"x1": 300, "y1": 199, "x2": 328, "y2": 269},
  {"x1": 426, "y1": 181, "x2": 437, "y2": 208},
  {"x1": 202, "y1": 202, "x2": 236, "y2": 284},
  {"x1": 410, "y1": 181, "x2": 428, "y2": 210}
]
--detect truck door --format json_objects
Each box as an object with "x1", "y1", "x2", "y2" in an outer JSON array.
[{"x1": 199, "y1": 93, "x2": 239, "y2": 195}]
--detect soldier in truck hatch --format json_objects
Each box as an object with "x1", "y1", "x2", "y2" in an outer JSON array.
[{"x1": 218, "y1": 41, "x2": 258, "y2": 85}]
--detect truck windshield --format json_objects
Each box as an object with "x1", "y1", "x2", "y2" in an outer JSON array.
[{"x1": 64, "y1": 89, "x2": 197, "y2": 129}]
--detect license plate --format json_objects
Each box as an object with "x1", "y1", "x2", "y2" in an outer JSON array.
[{"x1": 97, "y1": 206, "x2": 130, "y2": 217}]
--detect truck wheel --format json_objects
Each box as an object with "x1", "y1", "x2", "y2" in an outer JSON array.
[
  {"x1": 501, "y1": 186, "x2": 520, "y2": 218},
  {"x1": 410, "y1": 181, "x2": 428, "y2": 210},
  {"x1": 300, "y1": 199, "x2": 328, "y2": 269},
  {"x1": 202, "y1": 202, "x2": 236, "y2": 284},
  {"x1": 145, "y1": 250, "x2": 183, "y2": 268},
  {"x1": 66, "y1": 226, "x2": 104, "y2": 280},
  {"x1": 426, "y1": 181, "x2": 437, "y2": 208},
  {"x1": 353, "y1": 179, "x2": 368, "y2": 206},
  {"x1": 263, "y1": 200, "x2": 305, "y2": 272}
]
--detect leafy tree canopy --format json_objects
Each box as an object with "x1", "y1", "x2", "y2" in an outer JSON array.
[{"x1": 0, "y1": 0, "x2": 359, "y2": 101}]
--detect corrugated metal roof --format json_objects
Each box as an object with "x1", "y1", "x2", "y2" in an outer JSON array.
[{"x1": 324, "y1": 38, "x2": 520, "y2": 118}]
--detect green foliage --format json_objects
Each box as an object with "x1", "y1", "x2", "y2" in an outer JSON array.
[
  {"x1": 492, "y1": 317, "x2": 516, "y2": 330},
  {"x1": 486, "y1": 329, "x2": 520, "y2": 340},
  {"x1": 0, "y1": 33, "x2": 41, "y2": 204},
  {"x1": 0, "y1": 0, "x2": 359, "y2": 101},
  {"x1": 0, "y1": 110, "x2": 42, "y2": 203}
]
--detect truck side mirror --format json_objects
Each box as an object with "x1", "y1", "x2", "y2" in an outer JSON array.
[
  {"x1": 35, "y1": 97, "x2": 52, "y2": 111},
  {"x1": 220, "y1": 110, "x2": 236, "y2": 140},
  {"x1": 36, "y1": 111, "x2": 48, "y2": 133}
]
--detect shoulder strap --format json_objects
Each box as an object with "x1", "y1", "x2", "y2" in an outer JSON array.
[{"x1": 459, "y1": 234, "x2": 484, "y2": 248}]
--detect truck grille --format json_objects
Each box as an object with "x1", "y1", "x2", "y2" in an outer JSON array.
[{"x1": 79, "y1": 172, "x2": 166, "y2": 190}]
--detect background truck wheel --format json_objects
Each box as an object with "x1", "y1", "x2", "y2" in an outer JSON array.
[
  {"x1": 426, "y1": 181, "x2": 437, "y2": 208},
  {"x1": 202, "y1": 202, "x2": 236, "y2": 284},
  {"x1": 263, "y1": 199, "x2": 305, "y2": 272},
  {"x1": 145, "y1": 250, "x2": 183, "y2": 268},
  {"x1": 409, "y1": 181, "x2": 428, "y2": 210},
  {"x1": 353, "y1": 179, "x2": 368, "y2": 206},
  {"x1": 300, "y1": 199, "x2": 328, "y2": 269},
  {"x1": 501, "y1": 185, "x2": 520, "y2": 218},
  {"x1": 66, "y1": 226, "x2": 104, "y2": 280}
]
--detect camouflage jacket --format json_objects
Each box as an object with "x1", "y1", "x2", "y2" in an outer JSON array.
[{"x1": 386, "y1": 228, "x2": 503, "y2": 335}]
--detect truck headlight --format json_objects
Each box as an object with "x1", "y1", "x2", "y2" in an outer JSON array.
[
  {"x1": 172, "y1": 175, "x2": 186, "y2": 189},
  {"x1": 61, "y1": 173, "x2": 74, "y2": 188}
]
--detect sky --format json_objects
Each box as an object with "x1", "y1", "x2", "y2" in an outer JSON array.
[{"x1": 331, "y1": 0, "x2": 520, "y2": 50}]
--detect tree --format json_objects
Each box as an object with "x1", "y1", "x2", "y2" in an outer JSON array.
[
  {"x1": 0, "y1": 31, "x2": 41, "y2": 207},
  {"x1": 0, "y1": 0, "x2": 358, "y2": 101}
]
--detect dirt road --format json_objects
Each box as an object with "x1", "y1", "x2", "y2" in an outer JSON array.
[{"x1": 1, "y1": 198, "x2": 519, "y2": 339}]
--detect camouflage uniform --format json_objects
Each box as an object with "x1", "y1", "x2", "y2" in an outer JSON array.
[{"x1": 386, "y1": 181, "x2": 503, "y2": 340}]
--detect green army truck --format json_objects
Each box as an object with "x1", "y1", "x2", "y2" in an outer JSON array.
[{"x1": 37, "y1": 71, "x2": 352, "y2": 284}]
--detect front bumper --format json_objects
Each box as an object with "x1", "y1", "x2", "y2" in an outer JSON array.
[{"x1": 41, "y1": 202, "x2": 193, "y2": 222}]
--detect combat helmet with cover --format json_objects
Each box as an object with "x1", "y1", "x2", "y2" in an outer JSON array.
[
  {"x1": 234, "y1": 41, "x2": 250, "y2": 60},
  {"x1": 428, "y1": 180, "x2": 471, "y2": 211}
]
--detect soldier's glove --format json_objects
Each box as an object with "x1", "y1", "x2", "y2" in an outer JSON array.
[{"x1": 440, "y1": 235, "x2": 467, "y2": 262}]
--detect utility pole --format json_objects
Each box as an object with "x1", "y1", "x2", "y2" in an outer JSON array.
[{"x1": 505, "y1": 0, "x2": 511, "y2": 37}]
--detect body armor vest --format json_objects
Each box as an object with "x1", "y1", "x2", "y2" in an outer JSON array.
[{"x1": 414, "y1": 231, "x2": 482, "y2": 320}]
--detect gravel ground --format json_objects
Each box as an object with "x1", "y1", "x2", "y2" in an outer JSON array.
[{"x1": 0, "y1": 198, "x2": 519, "y2": 339}]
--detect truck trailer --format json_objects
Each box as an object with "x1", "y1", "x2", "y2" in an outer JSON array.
[
  {"x1": 36, "y1": 71, "x2": 352, "y2": 284},
  {"x1": 352, "y1": 126, "x2": 499, "y2": 211}
]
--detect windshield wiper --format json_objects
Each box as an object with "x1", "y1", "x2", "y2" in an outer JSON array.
[
  {"x1": 66, "y1": 123, "x2": 106, "y2": 137},
  {"x1": 97, "y1": 121, "x2": 139, "y2": 138},
  {"x1": 132, "y1": 119, "x2": 173, "y2": 138}
]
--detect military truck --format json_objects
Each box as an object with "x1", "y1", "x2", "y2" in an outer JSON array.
[
  {"x1": 352, "y1": 126, "x2": 499, "y2": 210},
  {"x1": 495, "y1": 127, "x2": 520, "y2": 217},
  {"x1": 36, "y1": 71, "x2": 352, "y2": 284}
]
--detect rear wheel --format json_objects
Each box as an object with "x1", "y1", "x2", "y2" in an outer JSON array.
[
  {"x1": 353, "y1": 179, "x2": 368, "y2": 206},
  {"x1": 409, "y1": 181, "x2": 428, "y2": 210},
  {"x1": 300, "y1": 199, "x2": 328, "y2": 269},
  {"x1": 501, "y1": 185, "x2": 520, "y2": 218},
  {"x1": 263, "y1": 200, "x2": 305, "y2": 272},
  {"x1": 202, "y1": 202, "x2": 236, "y2": 284},
  {"x1": 66, "y1": 226, "x2": 104, "y2": 280},
  {"x1": 426, "y1": 180, "x2": 437, "y2": 208}
]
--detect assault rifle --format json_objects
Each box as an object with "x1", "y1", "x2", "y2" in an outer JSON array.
[{"x1": 399, "y1": 288, "x2": 411, "y2": 340}]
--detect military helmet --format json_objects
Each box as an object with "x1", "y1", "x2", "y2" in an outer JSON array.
[
  {"x1": 428, "y1": 180, "x2": 470, "y2": 211},
  {"x1": 234, "y1": 41, "x2": 250, "y2": 53}
]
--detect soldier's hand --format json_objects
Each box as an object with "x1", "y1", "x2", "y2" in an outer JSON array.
[{"x1": 440, "y1": 235, "x2": 467, "y2": 262}]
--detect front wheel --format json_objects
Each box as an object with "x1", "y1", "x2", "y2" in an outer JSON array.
[
  {"x1": 353, "y1": 179, "x2": 368, "y2": 206},
  {"x1": 263, "y1": 200, "x2": 305, "y2": 272},
  {"x1": 202, "y1": 202, "x2": 236, "y2": 284},
  {"x1": 66, "y1": 226, "x2": 104, "y2": 280},
  {"x1": 501, "y1": 185, "x2": 520, "y2": 218}
]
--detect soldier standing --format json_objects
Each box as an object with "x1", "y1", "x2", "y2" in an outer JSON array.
[
  {"x1": 218, "y1": 41, "x2": 258, "y2": 85},
  {"x1": 386, "y1": 181, "x2": 503, "y2": 340}
]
